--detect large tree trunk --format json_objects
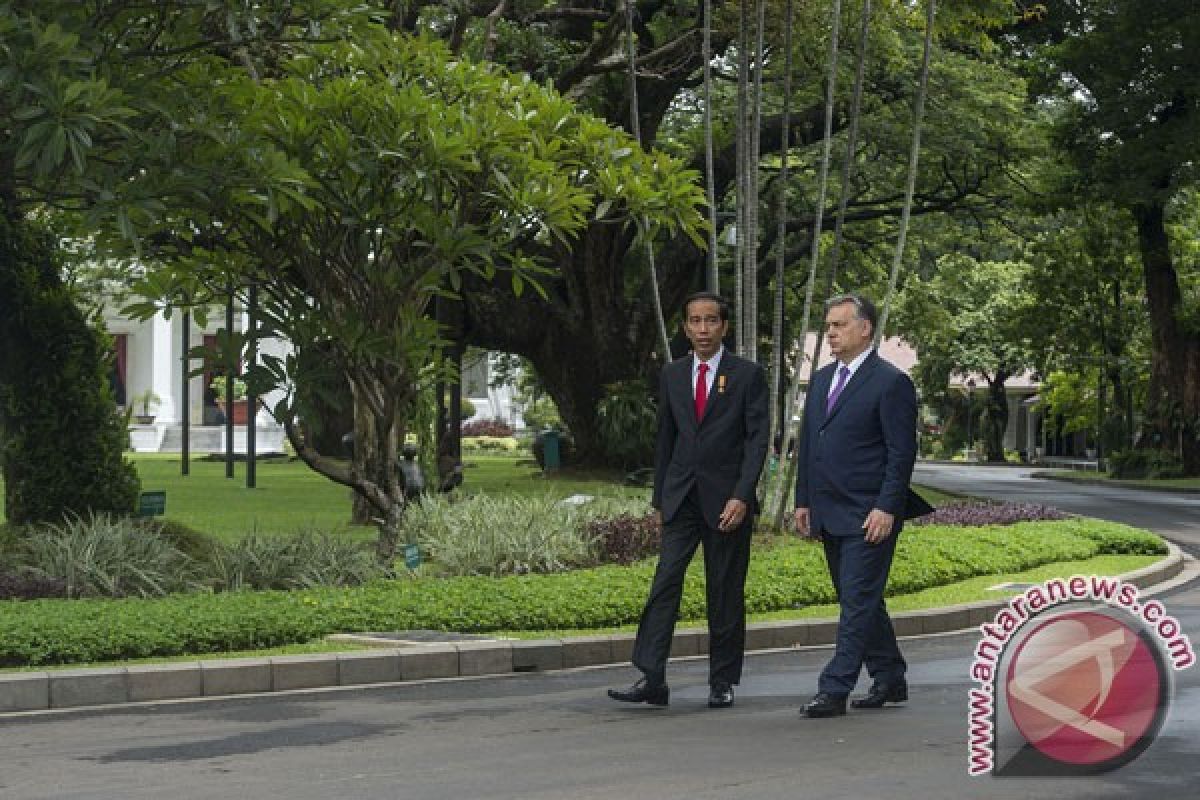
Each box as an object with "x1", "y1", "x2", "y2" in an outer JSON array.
[
  {"x1": 463, "y1": 225, "x2": 700, "y2": 467},
  {"x1": 983, "y1": 374, "x2": 1010, "y2": 463},
  {"x1": 1132, "y1": 200, "x2": 1200, "y2": 474}
]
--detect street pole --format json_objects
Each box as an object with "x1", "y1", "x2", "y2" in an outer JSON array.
[{"x1": 966, "y1": 378, "x2": 976, "y2": 460}]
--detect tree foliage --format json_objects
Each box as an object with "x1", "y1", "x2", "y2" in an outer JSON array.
[
  {"x1": 1014, "y1": 0, "x2": 1200, "y2": 472},
  {"x1": 899, "y1": 251, "x2": 1036, "y2": 461},
  {"x1": 123, "y1": 33, "x2": 704, "y2": 560},
  {"x1": 0, "y1": 215, "x2": 140, "y2": 525}
]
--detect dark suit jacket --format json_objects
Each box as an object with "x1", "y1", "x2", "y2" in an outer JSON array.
[
  {"x1": 652, "y1": 350, "x2": 770, "y2": 529},
  {"x1": 794, "y1": 350, "x2": 930, "y2": 537}
]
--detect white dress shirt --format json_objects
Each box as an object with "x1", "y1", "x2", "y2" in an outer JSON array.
[{"x1": 693, "y1": 346, "x2": 724, "y2": 399}]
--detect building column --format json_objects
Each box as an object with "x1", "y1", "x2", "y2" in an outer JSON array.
[{"x1": 151, "y1": 311, "x2": 177, "y2": 423}]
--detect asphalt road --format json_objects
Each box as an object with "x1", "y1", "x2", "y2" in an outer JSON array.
[{"x1": 2, "y1": 467, "x2": 1198, "y2": 800}]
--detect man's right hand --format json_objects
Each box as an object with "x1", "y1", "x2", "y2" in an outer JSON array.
[{"x1": 793, "y1": 507, "x2": 811, "y2": 537}]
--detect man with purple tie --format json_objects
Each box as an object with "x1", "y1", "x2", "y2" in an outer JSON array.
[
  {"x1": 793, "y1": 293, "x2": 930, "y2": 718},
  {"x1": 608, "y1": 292, "x2": 769, "y2": 710}
]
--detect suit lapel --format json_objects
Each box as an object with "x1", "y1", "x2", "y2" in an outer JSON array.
[
  {"x1": 812, "y1": 364, "x2": 835, "y2": 427},
  {"x1": 821, "y1": 352, "x2": 880, "y2": 427},
  {"x1": 674, "y1": 358, "x2": 700, "y2": 429}
]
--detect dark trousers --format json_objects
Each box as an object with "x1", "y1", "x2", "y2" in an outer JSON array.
[
  {"x1": 631, "y1": 492, "x2": 752, "y2": 687},
  {"x1": 818, "y1": 531, "x2": 906, "y2": 695}
]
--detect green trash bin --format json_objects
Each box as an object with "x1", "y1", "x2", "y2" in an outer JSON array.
[{"x1": 541, "y1": 429, "x2": 561, "y2": 471}]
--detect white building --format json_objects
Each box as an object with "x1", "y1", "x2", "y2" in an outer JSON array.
[
  {"x1": 104, "y1": 297, "x2": 529, "y2": 450},
  {"x1": 102, "y1": 304, "x2": 287, "y2": 454},
  {"x1": 460, "y1": 350, "x2": 524, "y2": 429}
]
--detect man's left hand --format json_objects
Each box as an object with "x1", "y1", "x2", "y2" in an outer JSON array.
[
  {"x1": 862, "y1": 508, "x2": 895, "y2": 544},
  {"x1": 718, "y1": 498, "x2": 748, "y2": 532}
]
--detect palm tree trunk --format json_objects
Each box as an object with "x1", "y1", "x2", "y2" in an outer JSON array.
[
  {"x1": 877, "y1": 0, "x2": 936, "y2": 343},
  {"x1": 742, "y1": 0, "x2": 767, "y2": 363},
  {"x1": 768, "y1": 0, "x2": 846, "y2": 528},
  {"x1": 623, "y1": 0, "x2": 671, "y2": 360},
  {"x1": 764, "y1": 0, "x2": 796, "y2": 519},
  {"x1": 703, "y1": 0, "x2": 719, "y2": 294},
  {"x1": 735, "y1": 0, "x2": 751, "y2": 353}
]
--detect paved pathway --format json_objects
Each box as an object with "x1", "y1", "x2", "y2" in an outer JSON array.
[{"x1": 1, "y1": 466, "x2": 1197, "y2": 799}]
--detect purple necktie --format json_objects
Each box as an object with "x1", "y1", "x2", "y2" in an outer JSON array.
[{"x1": 826, "y1": 365, "x2": 850, "y2": 414}]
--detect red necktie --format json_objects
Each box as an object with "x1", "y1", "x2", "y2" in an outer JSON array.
[{"x1": 695, "y1": 362, "x2": 709, "y2": 420}]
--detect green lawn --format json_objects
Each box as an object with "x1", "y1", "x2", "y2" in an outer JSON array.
[
  {"x1": 1040, "y1": 470, "x2": 1200, "y2": 491},
  {"x1": 0, "y1": 453, "x2": 652, "y2": 541},
  {"x1": 1, "y1": 452, "x2": 957, "y2": 541}
]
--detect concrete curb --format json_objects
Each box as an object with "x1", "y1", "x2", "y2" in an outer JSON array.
[{"x1": 0, "y1": 544, "x2": 1187, "y2": 715}]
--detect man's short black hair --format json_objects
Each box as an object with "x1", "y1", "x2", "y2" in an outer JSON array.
[
  {"x1": 682, "y1": 291, "x2": 731, "y2": 322},
  {"x1": 825, "y1": 292, "x2": 878, "y2": 333}
]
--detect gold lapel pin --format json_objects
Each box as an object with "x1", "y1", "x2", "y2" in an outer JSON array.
[{"x1": 718, "y1": 374, "x2": 727, "y2": 394}]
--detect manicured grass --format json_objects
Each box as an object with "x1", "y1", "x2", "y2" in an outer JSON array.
[
  {"x1": 1040, "y1": 470, "x2": 1200, "y2": 491},
  {"x1": 132, "y1": 455, "x2": 370, "y2": 542},
  {"x1": 0, "y1": 452, "x2": 957, "y2": 542},
  {"x1": 0, "y1": 453, "x2": 652, "y2": 542},
  {"x1": 910, "y1": 484, "x2": 961, "y2": 507}
]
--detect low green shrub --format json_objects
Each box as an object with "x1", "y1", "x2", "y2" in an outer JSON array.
[
  {"x1": 1108, "y1": 449, "x2": 1185, "y2": 480},
  {"x1": 208, "y1": 532, "x2": 386, "y2": 591},
  {"x1": 460, "y1": 436, "x2": 521, "y2": 452},
  {"x1": 136, "y1": 518, "x2": 222, "y2": 564},
  {"x1": 16, "y1": 513, "x2": 203, "y2": 598},
  {"x1": 0, "y1": 518, "x2": 1163, "y2": 667},
  {"x1": 0, "y1": 524, "x2": 19, "y2": 567},
  {"x1": 1057, "y1": 518, "x2": 1166, "y2": 555},
  {"x1": 408, "y1": 493, "x2": 644, "y2": 576}
]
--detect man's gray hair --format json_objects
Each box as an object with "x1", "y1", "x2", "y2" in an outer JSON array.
[{"x1": 825, "y1": 293, "x2": 878, "y2": 332}]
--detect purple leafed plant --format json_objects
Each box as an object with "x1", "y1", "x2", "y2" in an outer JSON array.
[
  {"x1": 0, "y1": 570, "x2": 68, "y2": 600},
  {"x1": 587, "y1": 513, "x2": 662, "y2": 565},
  {"x1": 911, "y1": 501, "x2": 1070, "y2": 527}
]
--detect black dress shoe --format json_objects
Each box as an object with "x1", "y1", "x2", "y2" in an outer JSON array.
[
  {"x1": 608, "y1": 678, "x2": 669, "y2": 706},
  {"x1": 803, "y1": 692, "x2": 848, "y2": 718},
  {"x1": 708, "y1": 683, "x2": 734, "y2": 709},
  {"x1": 850, "y1": 681, "x2": 908, "y2": 709}
]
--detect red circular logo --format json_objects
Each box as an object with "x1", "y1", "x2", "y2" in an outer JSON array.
[{"x1": 1005, "y1": 610, "x2": 1166, "y2": 768}]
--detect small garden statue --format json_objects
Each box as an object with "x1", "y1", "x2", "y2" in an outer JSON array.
[{"x1": 399, "y1": 442, "x2": 426, "y2": 501}]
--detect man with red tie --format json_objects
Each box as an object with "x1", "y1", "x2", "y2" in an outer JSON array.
[{"x1": 608, "y1": 292, "x2": 769, "y2": 709}]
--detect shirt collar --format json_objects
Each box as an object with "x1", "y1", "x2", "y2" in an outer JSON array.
[
  {"x1": 839, "y1": 347, "x2": 873, "y2": 376},
  {"x1": 693, "y1": 346, "x2": 724, "y2": 374}
]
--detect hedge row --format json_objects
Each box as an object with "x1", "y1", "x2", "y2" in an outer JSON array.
[{"x1": 0, "y1": 519, "x2": 1164, "y2": 667}]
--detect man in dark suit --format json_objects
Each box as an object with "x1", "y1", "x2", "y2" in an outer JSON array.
[
  {"x1": 609, "y1": 292, "x2": 769, "y2": 709},
  {"x1": 793, "y1": 293, "x2": 930, "y2": 718}
]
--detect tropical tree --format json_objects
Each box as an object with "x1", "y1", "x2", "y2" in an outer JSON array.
[
  {"x1": 1023, "y1": 204, "x2": 1148, "y2": 456},
  {"x1": 1015, "y1": 1, "x2": 1200, "y2": 472},
  {"x1": 406, "y1": 0, "x2": 1034, "y2": 465},
  {"x1": 898, "y1": 253, "x2": 1037, "y2": 462},
  {"x1": 125, "y1": 34, "x2": 705, "y2": 560},
  {"x1": 0, "y1": 0, "x2": 367, "y2": 523}
]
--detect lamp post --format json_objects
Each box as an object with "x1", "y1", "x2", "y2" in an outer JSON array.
[{"x1": 966, "y1": 377, "x2": 976, "y2": 460}]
